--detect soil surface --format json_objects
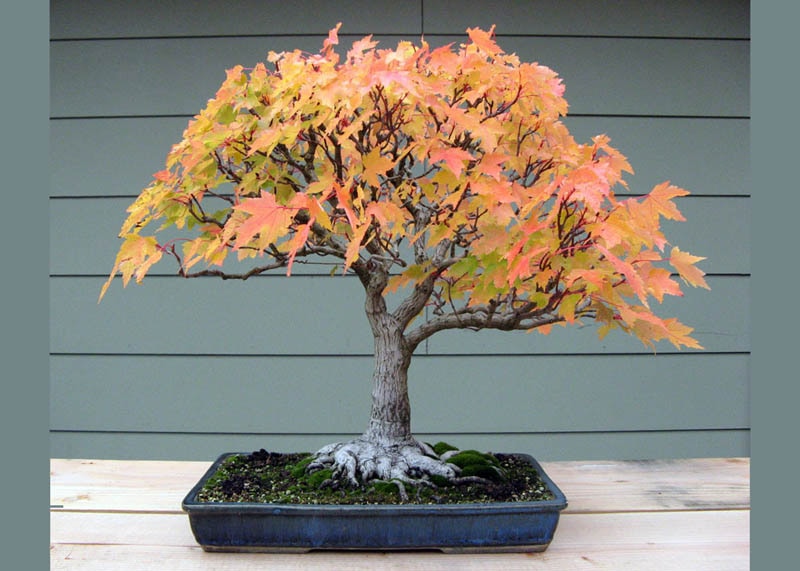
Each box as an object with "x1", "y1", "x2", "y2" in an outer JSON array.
[{"x1": 196, "y1": 447, "x2": 556, "y2": 505}]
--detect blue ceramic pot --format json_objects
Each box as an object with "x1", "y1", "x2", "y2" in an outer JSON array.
[{"x1": 182, "y1": 452, "x2": 567, "y2": 553}]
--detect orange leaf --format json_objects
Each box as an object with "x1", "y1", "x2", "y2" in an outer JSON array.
[
  {"x1": 647, "y1": 181, "x2": 689, "y2": 221},
  {"x1": 596, "y1": 244, "x2": 649, "y2": 306},
  {"x1": 429, "y1": 146, "x2": 473, "y2": 177},
  {"x1": 231, "y1": 191, "x2": 294, "y2": 251},
  {"x1": 322, "y1": 23, "x2": 342, "y2": 54},
  {"x1": 466, "y1": 26, "x2": 500, "y2": 56},
  {"x1": 669, "y1": 246, "x2": 710, "y2": 289},
  {"x1": 639, "y1": 264, "x2": 682, "y2": 303},
  {"x1": 344, "y1": 223, "x2": 370, "y2": 270},
  {"x1": 285, "y1": 219, "x2": 313, "y2": 276}
]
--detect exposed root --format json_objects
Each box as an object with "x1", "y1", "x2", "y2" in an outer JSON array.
[{"x1": 306, "y1": 437, "x2": 473, "y2": 490}]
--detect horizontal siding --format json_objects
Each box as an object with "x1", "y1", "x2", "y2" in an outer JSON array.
[
  {"x1": 51, "y1": 276, "x2": 747, "y2": 355},
  {"x1": 51, "y1": 354, "x2": 748, "y2": 433},
  {"x1": 50, "y1": 0, "x2": 750, "y2": 461},
  {"x1": 50, "y1": 117, "x2": 750, "y2": 198},
  {"x1": 51, "y1": 196, "x2": 749, "y2": 277},
  {"x1": 423, "y1": 0, "x2": 749, "y2": 38},
  {"x1": 50, "y1": 0, "x2": 423, "y2": 39},
  {"x1": 429, "y1": 276, "x2": 748, "y2": 355},
  {"x1": 50, "y1": 0, "x2": 749, "y2": 39},
  {"x1": 50, "y1": 36, "x2": 748, "y2": 118},
  {"x1": 50, "y1": 430, "x2": 750, "y2": 463}
]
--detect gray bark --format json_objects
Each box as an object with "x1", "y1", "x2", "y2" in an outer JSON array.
[{"x1": 360, "y1": 260, "x2": 415, "y2": 445}]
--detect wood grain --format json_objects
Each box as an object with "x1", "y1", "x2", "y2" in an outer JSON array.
[{"x1": 50, "y1": 458, "x2": 749, "y2": 569}]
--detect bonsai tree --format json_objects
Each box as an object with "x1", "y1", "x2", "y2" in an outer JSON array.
[{"x1": 100, "y1": 25, "x2": 709, "y2": 490}]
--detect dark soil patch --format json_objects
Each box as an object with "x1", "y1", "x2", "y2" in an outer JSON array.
[{"x1": 196, "y1": 447, "x2": 556, "y2": 505}]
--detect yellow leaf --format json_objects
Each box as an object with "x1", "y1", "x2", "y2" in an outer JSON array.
[
  {"x1": 362, "y1": 148, "x2": 396, "y2": 188},
  {"x1": 98, "y1": 235, "x2": 163, "y2": 302},
  {"x1": 670, "y1": 246, "x2": 710, "y2": 289}
]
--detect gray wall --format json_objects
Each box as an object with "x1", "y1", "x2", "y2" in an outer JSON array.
[{"x1": 50, "y1": 0, "x2": 750, "y2": 461}]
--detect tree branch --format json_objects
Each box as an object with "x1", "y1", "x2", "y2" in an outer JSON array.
[{"x1": 405, "y1": 298, "x2": 594, "y2": 350}]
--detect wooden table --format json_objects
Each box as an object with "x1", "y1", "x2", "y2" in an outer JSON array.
[{"x1": 50, "y1": 457, "x2": 749, "y2": 570}]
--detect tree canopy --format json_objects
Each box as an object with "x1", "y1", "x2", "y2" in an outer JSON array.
[{"x1": 101, "y1": 24, "x2": 708, "y2": 350}]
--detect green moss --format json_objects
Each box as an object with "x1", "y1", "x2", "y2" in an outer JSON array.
[
  {"x1": 289, "y1": 456, "x2": 314, "y2": 479},
  {"x1": 448, "y1": 450, "x2": 500, "y2": 469},
  {"x1": 304, "y1": 468, "x2": 333, "y2": 488},
  {"x1": 460, "y1": 464, "x2": 505, "y2": 482},
  {"x1": 429, "y1": 474, "x2": 453, "y2": 488},
  {"x1": 432, "y1": 441, "x2": 459, "y2": 456},
  {"x1": 370, "y1": 480, "x2": 402, "y2": 498},
  {"x1": 195, "y1": 450, "x2": 555, "y2": 505}
]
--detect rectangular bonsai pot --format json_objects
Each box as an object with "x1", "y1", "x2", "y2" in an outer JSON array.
[{"x1": 182, "y1": 452, "x2": 567, "y2": 553}]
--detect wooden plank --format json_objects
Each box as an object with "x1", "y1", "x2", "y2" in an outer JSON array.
[
  {"x1": 50, "y1": 542, "x2": 751, "y2": 571},
  {"x1": 50, "y1": 511, "x2": 749, "y2": 570},
  {"x1": 50, "y1": 354, "x2": 749, "y2": 434},
  {"x1": 50, "y1": 429, "x2": 751, "y2": 465},
  {"x1": 546, "y1": 458, "x2": 750, "y2": 513},
  {"x1": 50, "y1": 117, "x2": 750, "y2": 199},
  {"x1": 50, "y1": 459, "x2": 209, "y2": 513},
  {"x1": 49, "y1": 458, "x2": 749, "y2": 514},
  {"x1": 50, "y1": 37, "x2": 748, "y2": 118}
]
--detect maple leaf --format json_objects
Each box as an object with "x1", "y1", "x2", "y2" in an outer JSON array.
[
  {"x1": 646, "y1": 181, "x2": 689, "y2": 221},
  {"x1": 246, "y1": 126, "x2": 282, "y2": 157},
  {"x1": 230, "y1": 191, "x2": 295, "y2": 251},
  {"x1": 153, "y1": 169, "x2": 172, "y2": 182},
  {"x1": 344, "y1": 223, "x2": 370, "y2": 270},
  {"x1": 98, "y1": 234, "x2": 163, "y2": 302},
  {"x1": 429, "y1": 146, "x2": 474, "y2": 177},
  {"x1": 558, "y1": 292, "x2": 585, "y2": 323},
  {"x1": 427, "y1": 42, "x2": 459, "y2": 74},
  {"x1": 347, "y1": 35, "x2": 379, "y2": 61},
  {"x1": 385, "y1": 264, "x2": 431, "y2": 294},
  {"x1": 466, "y1": 25, "x2": 500, "y2": 56},
  {"x1": 638, "y1": 263, "x2": 682, "y2": 303},
  {"x1": 365, "y1": 201, "x2": 408, "y2": 233},
  {"x1": 596, "y1": 244, "x2": 649, "y2": 306},
  {"x1": 475, "y1": 153, "x2": 507, "y2": 181},
  {"x1": 284, "y1": 219, "x2": 313, "y2": 276},
  {"x1": 334, "y1": 182, "x2": 359, "y2": 229},
  {"x1": 361, "y1": 148, "x2": 396, "y2": 188},
  {"x1": 669, "y1": 246, "x2": 710, "y2": 289},
  {"x1": 322, "y1": 23, "x2": 342, "y2": 55},
  {"x1": 100, "y1": 26, "x2": 709, "y2": 358}
]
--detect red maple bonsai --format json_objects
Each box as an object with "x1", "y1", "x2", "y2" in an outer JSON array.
[{"x1": 101, "y1": 25, "x2": 708, "y2": 489}]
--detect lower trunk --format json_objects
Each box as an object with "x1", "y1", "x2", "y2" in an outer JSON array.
[
  {"x1": 307, "y1": 323, "x2": 461, "y2": 487},
  {"x1": 305, "y1": 266, "x2": 461, "y2": 488},
  {"x1": 362, "y1": 323, "x2": 414, "y2": 444}
]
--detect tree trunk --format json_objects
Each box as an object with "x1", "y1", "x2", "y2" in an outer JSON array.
[
  {"x1": 360, "y1": 264, "x2": 415, "y2": 444},
  {"x1": 306, "y1": 263, "x2": 460, "y2": 488},
  {"x1": 363, "y1": 324, "x2": 414, "y2": 444}
]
